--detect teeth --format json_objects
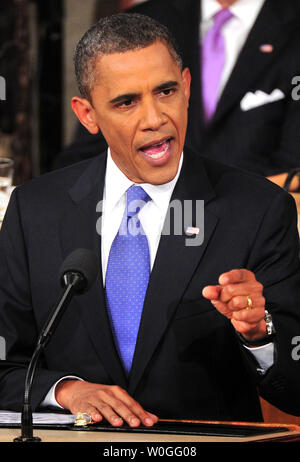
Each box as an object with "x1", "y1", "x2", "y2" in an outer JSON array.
[{"x1": 143, "y1": 140, "x2": 170, "y2": 159}]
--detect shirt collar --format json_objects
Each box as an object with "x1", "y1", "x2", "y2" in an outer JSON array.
[
  {"x1": 104, "y1": 148, "x2": 183, "y2": 216},
  {"x1": 202, "y1": 0, "x2": 265, "y2": 29}
]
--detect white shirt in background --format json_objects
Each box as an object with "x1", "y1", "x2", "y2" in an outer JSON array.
[{"x1": 200, "y1": 0, "x2": 266, "y2": 98}]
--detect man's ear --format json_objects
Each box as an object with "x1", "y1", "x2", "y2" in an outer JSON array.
[
  {"x1": 71, "y1": 96, "x2": 100, "y2": 134},
  {"x1": 182, "y1": 67, "x2": 191, "y2": 107}
]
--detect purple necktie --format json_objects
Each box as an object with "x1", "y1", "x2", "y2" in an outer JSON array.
[
  {"x1": 201, "y1": 8, "x2": 233, "y2": 122},
  {"x1": 105, "y1": 186, "x2": 151, "y2": 374}
]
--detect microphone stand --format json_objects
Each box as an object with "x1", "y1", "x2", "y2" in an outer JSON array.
[{"x1": 14, "y1": 272, "x2": 82, "y2": 442}]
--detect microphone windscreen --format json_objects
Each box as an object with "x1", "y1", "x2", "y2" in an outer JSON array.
[{"x1": 60, "y1": 248, "x2": 99, "y2": 293}]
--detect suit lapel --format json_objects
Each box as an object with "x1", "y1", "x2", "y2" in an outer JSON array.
[
  {"x1": 129, "y1": 150, "x2": 218, "y2": 395},
  {"x1": 210, "y1": 0, "x2": 296, "y2": 126},
  {"x1": 59, "y1": 153, "x2": 128, "y2": 388},
  {"x1": 59, "y1": 149, "x2": 219, "y2": 393}
]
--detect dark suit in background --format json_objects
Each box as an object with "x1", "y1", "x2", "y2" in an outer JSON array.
[
  {"x1": 1, "y1": 148, "x2": 300, "y2": 420},
  {"x1": 55, "y1": 0, "x2": 300, "y2": 178}
]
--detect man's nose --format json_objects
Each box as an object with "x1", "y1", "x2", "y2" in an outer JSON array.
[{"x1": 140, "y1": 99, "x2": 167, "y2": 131}]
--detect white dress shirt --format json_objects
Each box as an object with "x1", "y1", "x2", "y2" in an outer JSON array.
[
  {"x1": 42, "y1": 147, "x2": 273, "y2": 408},
  {"x1": 101, "y1": 149, "x2": 183, "y2": 280},
  {"x1": 201, "y1": 0, "x2": 266, "y2": 98}
]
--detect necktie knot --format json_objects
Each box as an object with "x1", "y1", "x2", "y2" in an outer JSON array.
[
  {"x1": 213, "y1": 8, "x2": 233, "y2": 30},
  {"x1": 126, "y1": 185, "x2": 151, "y2": 218}
]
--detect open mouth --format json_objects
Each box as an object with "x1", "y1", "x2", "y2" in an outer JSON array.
[{"x1": 139, "y1": 137, "x2": 172, "y2": 162}]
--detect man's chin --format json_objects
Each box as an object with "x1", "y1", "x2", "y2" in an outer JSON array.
[{"x1": 140, "y1": 164, "x2": 180, "y2": 185}]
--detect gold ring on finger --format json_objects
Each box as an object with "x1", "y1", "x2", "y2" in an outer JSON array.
[
  {"x1": 245, "y1": 296, "x2": 253, "y2": 311},
  {"x1": 74, "y1": 412, "x2": 93, "y2": 427}
]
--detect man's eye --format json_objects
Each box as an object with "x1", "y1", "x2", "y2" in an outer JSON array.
[
  {"x1": 118, "y1": 99, "x2": 134, "y2": 108},
  {"x1": 160, "y1": 88, "x2": 175, "y2": 96}
]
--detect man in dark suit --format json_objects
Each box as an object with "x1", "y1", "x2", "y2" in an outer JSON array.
[
  {"x1": 127, "y1": 0, "x2": 300, "y2": 189},
  {"x1": 56, "y1": 0, "x2": 300, "y2": 191},
  {"x1": 0, "y1": 13, "x2": 300, "y2": 426}
]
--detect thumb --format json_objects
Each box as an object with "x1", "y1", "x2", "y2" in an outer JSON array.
[{"x1": 202, "y1": 285, "x2": 221, "y2": 300}]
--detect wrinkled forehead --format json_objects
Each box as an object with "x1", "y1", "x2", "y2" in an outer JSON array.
[
  {"x1": 91, "y1": 41, "x2": 183, "y2": 97},
  {"x1": 94, "y1": 41, "x2": 181, "y2": 83}
]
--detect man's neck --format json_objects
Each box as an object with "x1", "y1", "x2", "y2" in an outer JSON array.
[{"x1": 217, "y1": 0, "x2": 238, "y2": 8}]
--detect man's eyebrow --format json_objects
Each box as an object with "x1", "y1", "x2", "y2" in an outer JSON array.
[
  {"x1": 109, "y1": 93, "x2": 139, "y2": 104},
  {"x1": 155, "y1": 81, "x2": 179, "y2": 91},
  {"x1": 109, "y1": 81, "x2": 179, "y2": 104}
]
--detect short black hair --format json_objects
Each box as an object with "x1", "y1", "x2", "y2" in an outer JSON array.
[{"x1": 74, "y1": 13, "x2": 183, "y2": 102}]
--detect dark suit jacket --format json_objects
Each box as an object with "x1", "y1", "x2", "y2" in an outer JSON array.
[
  {"x1": 54, "y1": 0, "x2": 300, "y2": 177},
  {"x1": 0, "y1": 148, "x2": 300, "y2": 421}
]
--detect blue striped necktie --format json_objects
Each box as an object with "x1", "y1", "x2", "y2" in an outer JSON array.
[{"x1": 105, "y1": 185, "x2": 151, "y2": 374}]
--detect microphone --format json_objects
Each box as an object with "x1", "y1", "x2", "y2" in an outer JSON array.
[{"x1": 14, "y1": 248, "x2": 99, "y2": 442}]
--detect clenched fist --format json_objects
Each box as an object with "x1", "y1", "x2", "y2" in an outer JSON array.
[{"x1": 202, "y1": 269, "x2": 267, "y2": 342}]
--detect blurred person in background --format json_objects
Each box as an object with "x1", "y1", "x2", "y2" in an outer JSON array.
[{"x1": 56, "y1": 0, "x2": 300, "y2": 193}]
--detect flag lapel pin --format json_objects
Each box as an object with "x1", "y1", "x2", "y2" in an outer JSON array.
[
  {"x1": 260, "y1": 44, "x2": 273, "y2": 53},
  {"x1": 185, "y1": 226, "x2": 200, "y2": 235}
]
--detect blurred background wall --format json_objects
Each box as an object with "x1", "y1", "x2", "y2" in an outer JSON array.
[{"x1": 0, "y1": 0, "x2": 147, "y2": 185}]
